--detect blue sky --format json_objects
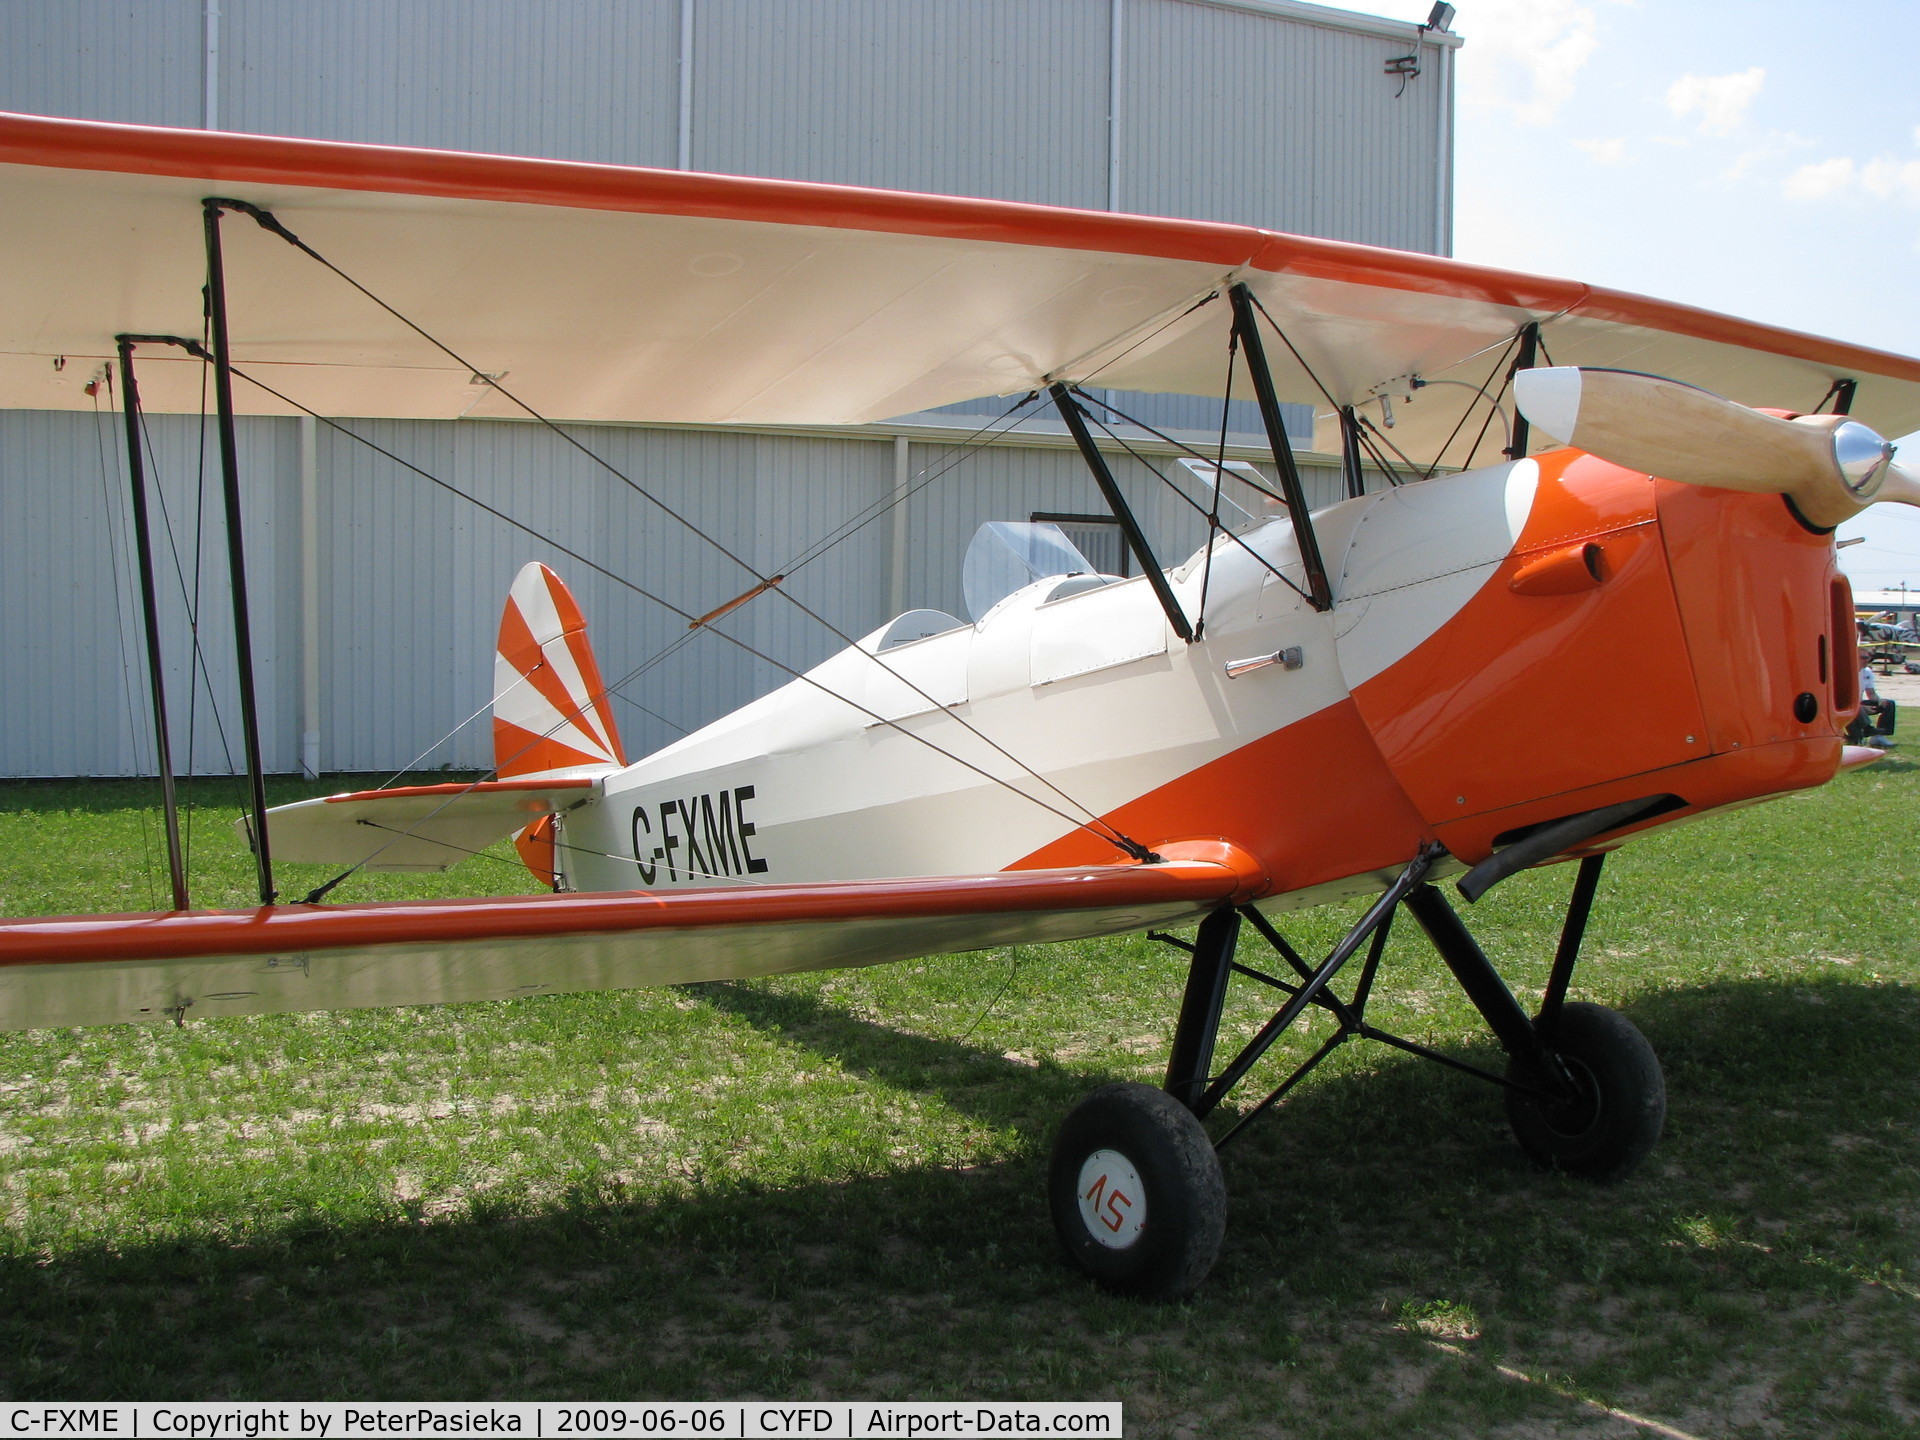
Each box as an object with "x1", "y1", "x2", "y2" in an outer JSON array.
[{"x1": 1364, "y1": 0, "x2": 1919, "y2": 590}]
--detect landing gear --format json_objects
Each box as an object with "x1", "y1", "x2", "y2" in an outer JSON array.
[
  {"x1": 1051, "y1": 846, "x2": 1667, "y2": 1297},
  {"x1": 1505, "y1": 1001, "x2": 1665, "y2": 1180},
  {"x1": 1047, "y1": 1082, "x2": 1225, "y2": 1300}
]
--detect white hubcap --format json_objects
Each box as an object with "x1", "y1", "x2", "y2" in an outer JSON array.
[{"x1": 1076, "y1": 1148, "x2": 1147, "y2": 1249}]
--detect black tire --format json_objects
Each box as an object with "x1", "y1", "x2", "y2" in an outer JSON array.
[
  {"x1": 1505, "y1": 1001, "x2": 1665, "y2": 1181},
  {"x1": 1048, "y1": 1081, "x2": 1226, "y2": 1300}
]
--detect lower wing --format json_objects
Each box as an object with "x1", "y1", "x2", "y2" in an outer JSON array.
[{"x1": 0, "y1": 860, "x2": 1254, "y2": 1031}]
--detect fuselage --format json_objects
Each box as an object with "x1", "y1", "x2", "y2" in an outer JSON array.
[{"x1": 557, "y1": 448, "x2": 1853, "y2": 906}]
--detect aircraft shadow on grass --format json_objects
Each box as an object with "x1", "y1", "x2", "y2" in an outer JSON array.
[{"x1": 0, "y1": 978, "x2": 1916, "y2": 1399}]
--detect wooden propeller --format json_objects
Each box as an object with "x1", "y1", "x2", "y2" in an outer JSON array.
[{"x1": 1513, "y1": 366, "x2": 1920, "y2": 528}]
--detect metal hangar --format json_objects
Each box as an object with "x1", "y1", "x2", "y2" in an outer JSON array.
[{"x1": 0, "y1": 0, "x2": 1459, "y2": 777}]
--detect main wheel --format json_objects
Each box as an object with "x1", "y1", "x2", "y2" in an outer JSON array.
[
  {"x1": 1505, "y1": 1001, "x2": 1665, "y2": 1181},
  {"x1": 1048, "y1": 1081, "x2": 1226, "y2": 1300}
]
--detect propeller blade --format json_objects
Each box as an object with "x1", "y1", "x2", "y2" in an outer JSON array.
[
  {"x1": 1513, "y1": 367, "x2": 1913, "y2": 528},
  {"x1": 1883, "y1": 454, "x2": 1920, "y2": 507}
]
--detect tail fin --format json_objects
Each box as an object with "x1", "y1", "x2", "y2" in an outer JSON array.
[{"x1": 493, "y1": 563, "x2": 628, "y2": 781}]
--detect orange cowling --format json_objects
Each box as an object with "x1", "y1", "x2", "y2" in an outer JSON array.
[
  {"x1": 1351, "y1": 451, "x2": 1707, "y2": 837},
  {"x1": 1655, "y1": 482, "x2": 1847, "y2": 756},
  {"x1": 1353, "y1": 449, "x2": 1849, "y2": 868}
]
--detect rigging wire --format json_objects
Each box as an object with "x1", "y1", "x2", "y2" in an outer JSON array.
[
  {"x1": 1070, "y1": 389, "x2": 1315, "y2": 608},
  {"x1": 1063, "y1": 386, "x2": 1293, "y2": 509},
  {"x1": 346, "y1": 817, "x2": 734, "y2": 883},
  {"x1": 216, "y1": 209, "x2": 1140, "y2": 860},
  {"x1": 1238, "y1": 290, "x2": 1416, "y2": 489},
  {"x1": 1244, "y1": 292, "x2": 1346, "y2": 418},
  {"x1": 1193, "y1": 333, "x2": 1241, "y2": 635},
  {"x1": 1410, "y1": 381, "x2": 1511, "y2": 467},
  {"x1": 1471, "y1": 322, "x2": 1556, "y2": 468},
  {"x1": 1068, "y1": 290, "x2": 1223, "y2": 391},
  {"x1": 1419, "y1": 332, "x2": 1523, "y2": 480},
  {"x1": 135, "y1": 393, "x2": 242, "y2": 889},
  {"x1": 1351, "y1": 413, "x2": 1420, "y2": 485},
  {"x1": 608, "y1": 691, "x2": 690, "y2": 737},
  {"x1": 227, "y1": 368, "x2": 1153, "y2": 897},
  {"x1": 777, "y1": 392, "x2": 1043, "y2": 578},
  {"x1": 1239, "y1": 291, "x2": 1535, "y2": 488},
  {"x1": 367, "y1": 679, "x2": 528, "y2": 793},
  {"x1": 582, "y1": 393, "x2": 1048, "y2": 744},
  {"x1": 364, "y1": 391, "x2": 1050, "y2": 777}
]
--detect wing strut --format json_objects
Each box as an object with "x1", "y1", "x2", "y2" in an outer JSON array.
[
  {"x1": 1050, "y1": 382, "x2": 1195, "y2": 642},
  {"x1": 1501, "y1": 321, "x2": 1541, "y2": 461},
  {"x1": 112, "y1": 337, "x2": 188, "y2": 911},
  {"x1": 203, "y1": 197, "x2": 276, "y2": 905},
  {"x1": 1338, "y1": 406, "x2": 1366, "y2": 500},
  {"x1": 1227, "y1": 284, "x2": 1332, "y2": 612}
]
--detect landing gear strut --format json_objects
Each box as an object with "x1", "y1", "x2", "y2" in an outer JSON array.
[{"x1": 1048, "y1": 848, "x2": 1665, "y2": 1298}]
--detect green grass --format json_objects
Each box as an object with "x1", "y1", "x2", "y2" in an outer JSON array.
[{"x1": 0, "y1": 745, "x2": 1915, "y2": 1436}]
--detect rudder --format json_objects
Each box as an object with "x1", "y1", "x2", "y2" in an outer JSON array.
[{"x1": 493, "y1": 562, "x2": 628, "y2": 781}]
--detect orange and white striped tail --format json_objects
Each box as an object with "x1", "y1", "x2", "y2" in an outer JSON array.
[{"x1": 493, "y1": 563, "x2": 627, "y2": 783}]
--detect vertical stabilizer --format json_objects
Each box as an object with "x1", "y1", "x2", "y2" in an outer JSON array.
[{"x1": 493, "y1": 563, "x2": 627, "y2": 781}]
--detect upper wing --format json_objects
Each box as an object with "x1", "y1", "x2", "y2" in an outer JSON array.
[
  {"x1": 0, "y1": 857, "x2": 1257, "y2": 1031},
  {"x1": 3, "y1": 112, "x2": 1917, "y2": 469}
]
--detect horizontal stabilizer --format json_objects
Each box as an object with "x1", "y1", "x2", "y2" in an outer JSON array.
[{"x1": 250, "y1": 778, "x2": 601, "y2": 872}]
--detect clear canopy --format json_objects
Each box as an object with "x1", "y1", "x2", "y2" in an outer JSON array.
[{"x1": 962, "y1": 522, "x2": 1098, "y2": 622}]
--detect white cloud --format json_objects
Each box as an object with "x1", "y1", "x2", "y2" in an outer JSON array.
[
  {"x1": 1665, "y1": 67, "x2": 1764, "y2": 136},
  {"x1": 1785, "y1": 153, "x2": 1920, "y2": 204},
  {"x1": 1458, "y1": 0, "x2": 1600, "y2": 126},
  {"x1": 1860, "y1": 157, "x2": 1920, "y2": 202},
  {"x1": 1783, "y1": 156, "x2": 1856, "y2": 200},
  {"x1": 1574, "y1": 137, "x2": 1628, "y2": 165}
]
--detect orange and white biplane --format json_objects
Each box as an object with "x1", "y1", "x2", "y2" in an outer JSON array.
[{"x1": 2, "y1": 113, "x2": 1916, "y2": 1297}]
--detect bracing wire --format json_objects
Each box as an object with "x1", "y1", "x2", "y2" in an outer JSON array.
[
  {"x1": 367, "y1": 391, "x2": 1048, "y2": 771},
  {"x1": 136, "y1": 393, "x2": 243, "y2": 891},
  {"x1": 778, "y1": 392, "x2": 1043, "y2": 579},
  {"x1": 1239, "y1": 291, "x2": 1416, "y2": 488},
  {"x1": 352, "y1": 817, "x2": 773, "y2": 889},
  {"x1": 1062, "y1": 387, "x2": 1293, "y2": 510},
  {"x1": 1241, "y1": 291, "x2": 1537, "y2": 488},
  {"x1": 953, "y1": 946, "x2": 1024, "y2": 1044},
  {"x1": 1194, "y1": 333, "x2": 1241, "y2": 635},
  {"x1": 1351, "y1": 414, "x2": 1420, "y2": 485},
  {"x1": 581, "y1": 393, "x2": 1048, "y2": 742},
  {"x1": 1419, "y1": 332, "x2": 1522, "y2": 480},
  {"x1": 1070, "y1": 389, "x2": 1315, "y2": 608},
  {"x1": 214, "y1": 209, "x2": 1143, "y2": 860},
  {"x1": 1069, "y1": 290, "x2": 1223, "y2": 390}
]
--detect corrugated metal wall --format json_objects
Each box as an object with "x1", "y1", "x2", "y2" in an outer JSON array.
[
  {"x1": 1120, "y1": 2, "x2": 1444, "y2": 246},
  {"x1": 0, "y1": 0, "x2": 1450, "y2": 776},
  {"x1": 0, "y1": 2, "x2": 201, "y2": 129},
  {"x1": 691, "y1": 0, "x2": 1112, "y2": 206}
]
